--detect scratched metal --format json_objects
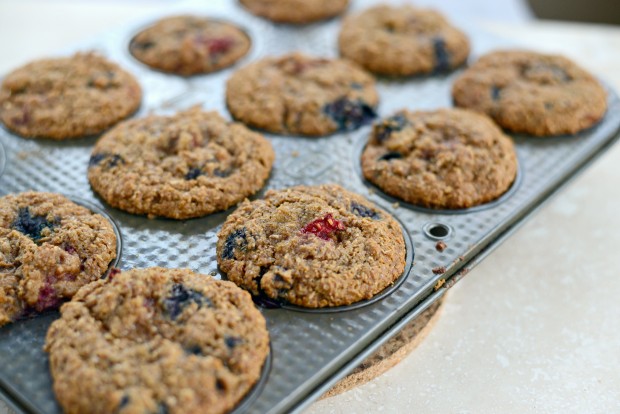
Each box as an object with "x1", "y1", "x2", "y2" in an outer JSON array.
[{"x1": 0, "y1": 1, "x2": 619, "y2": 413}]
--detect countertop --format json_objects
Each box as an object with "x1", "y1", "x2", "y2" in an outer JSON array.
[{"x1": 1, "y1": 1, "x2": 619, "y2": 413}]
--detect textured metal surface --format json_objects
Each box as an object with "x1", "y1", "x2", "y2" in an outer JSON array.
[
  {"x1": 0, "y1": 140, "x2": 5, "y2": 181},
  {"x1": 1, "y1": 1, "x2": 620, "y2": 413}
]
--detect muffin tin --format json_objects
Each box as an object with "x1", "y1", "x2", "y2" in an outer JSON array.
[
  {"x1": 0, "y1": 140, "x2": 5, "y2": 180},
  {"x1": 1, "y1": 0, "x2": 620, "y2": 413}
]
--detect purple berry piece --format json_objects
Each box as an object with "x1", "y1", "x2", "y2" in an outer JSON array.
[
  {"x1": 186, "y1": 345, "x2": 202, "y2": 355},
  {"x1": 433, "y1": 37, "x2": 451, "y2": 73},
  {"x1": 350, "y1": 202, "x2": 381, "y2": 220},
  {"x1": 323, "y1": 98, "x2": 377, "y2": 132},
  {"x1": 163, "y1": 283, "x2": 211, "y2": 320},
  {"x1": 213, "y1": 168, "x2": 231, "y2": 178},
  {"x1": 88, "y1": 153, "x2": 124, "y2": 169},
  {"x1": 251, "y1": 266, "x2": 283, "y2": 308},
  {"x1": 108, "y1": 154, "x2": 123, "y2": 167},
  {"x1": 225, "y1": 336, "x2": 242, "y2": 349},
  {"x1": 11, "y1": 109, "x2": 30, "y2": 126},
  {"x1": 222, "y1": 228, "x2": 247, "y2": 260},
  {"x1": 375, "y1": 114, "x2": 408, "y2": 142},
  {"x1": 252, "y1": 294, "x2": 282, "y2": 309},
  {"x1": 491, "y1": 86, "x2": 502, "y2": 101},
  {"x1": 35, "y1": 283, "x2": 61, "y2": 312},
  {"x1": 156, "y1": 403, "x2": 169, "y2": 414},
  {"x1": 118, "y1": 395, "x2": 130, "y2": 411},
  {"x1": 185, "y1": 168, "x2": 202, "y2": 180},
  {"x1": 13, "y1": 207, "x2": 56, "y2": 242},
  {"x1": 378, "y1": 152, "x2": 403, "y2": 161},
  {"x1": 88, "y1": 153, "x2": 107, "y2": 167}
]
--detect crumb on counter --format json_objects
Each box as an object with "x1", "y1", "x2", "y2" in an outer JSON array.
[{"x1": 435, "y1": 241, "x2": 447, "y2": 252}]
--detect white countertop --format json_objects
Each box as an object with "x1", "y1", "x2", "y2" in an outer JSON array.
[{"x1": 1, "y1": 2, "x2": 619, "y2": 413}]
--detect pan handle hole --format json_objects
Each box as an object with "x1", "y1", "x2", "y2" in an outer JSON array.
[{"x1": 423, "y1": 223, "x2": 452, "y2": 240}]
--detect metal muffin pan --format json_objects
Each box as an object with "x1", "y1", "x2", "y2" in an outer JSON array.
[
  {"x1": 0, "y1": 140, "x2": 5, "y2": 181},
  {"x1": 1, "y1": 0, "x2": 620, "y2": 413}
]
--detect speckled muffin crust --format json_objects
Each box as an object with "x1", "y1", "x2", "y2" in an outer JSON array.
[
  {"x1": 338, "y1": 5, "x2": 470, "y2": 76},
  {"x1": 45, "y1": 267, "x2": 269, "y2": 414},
  {"x1": 88, "y1": 107, "x2": 275, "y2": 219},
  {"x1": 0, "y1": 192, "x2": 116, "y2": 327},
  {"x1": 217, "y1": 184, "x2": 406, "y2": 308},
  {"x1": 226, "y1": 53, "x2": 378, "y2": 136},
  {"x1": 361, "y1": 109, "x2": 518, "y2": 209},
  {"x1": 129, "y1": 15, "x2": 251, "y2": 76},
  {"x1": 239, "y1": 0, "x2": 349, "y2": 24},
  {"x1": 0, "y1": 52, "x2": 141, "y2": 140},
  {"x1": 452, "y1": 50, "x2": 608, "y2": 136}
]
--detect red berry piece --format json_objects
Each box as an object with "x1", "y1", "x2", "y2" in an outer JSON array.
[
  {"x1": 35, "y1": 278, "x2": 60, "y2": 312},
  {"x1": 63, "y1": 244, "x2": 77, "y2": 255},
  {"x1": 11, "y1": 109, "x2": 30, "y2": 126},
  {"x1": 195, "y1": 36, "x2": 235, "y2": 56},
  {"x1": 290, "y1": 59, "x2": 323, "y2": 74},
  {"x1": 107, "y1": 267, "x2": 121, "y2": 280},
  {"x1": 301, "y1": 214, "x2": 346, "y2": 241},
  {"x1": 208, "y1": 37, "x2": 234, "y2": 55}
]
